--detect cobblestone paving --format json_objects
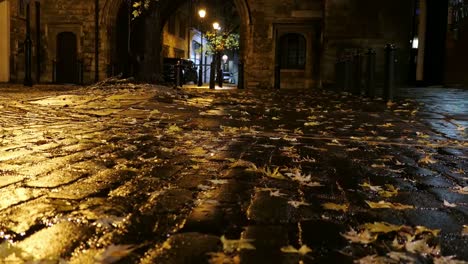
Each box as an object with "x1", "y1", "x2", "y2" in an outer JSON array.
[{"x1": 0, "y1": 84, "x2": 467, "y2": 263}]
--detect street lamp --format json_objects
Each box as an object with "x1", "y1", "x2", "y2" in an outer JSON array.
[
  {"x1": 197, "y1": 9, "x2": 206, "y2": 87},
  {"x1": 209, "y1": 21, "x2": 220, "y2": 89},
  {"x1": 222, "y1": 54, "x2": 228, "y2": 71}
]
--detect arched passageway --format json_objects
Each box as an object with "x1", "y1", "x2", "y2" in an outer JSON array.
[{"x1": 101, "y1": 0, "x2": 252, "y2": 85}]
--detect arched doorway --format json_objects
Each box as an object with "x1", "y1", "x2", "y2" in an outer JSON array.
[
  {"x1": 56, "y1": 32, "x2": 77, "y2": 83},
  {"x1": 111, "y1": 2, "x2": 146, "y2": 77}
]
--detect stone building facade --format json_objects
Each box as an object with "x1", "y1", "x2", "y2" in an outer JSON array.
[{"x1": 1, "y1": 0, "x2": 419, "y2": 88}]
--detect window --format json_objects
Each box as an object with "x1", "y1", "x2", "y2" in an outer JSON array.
[
  {"x1": 279, "y1": 33, "x2": 306, "y2": 69},
  {"x1": 18, "y1": 0, "x2": 26, "y2": 17},
  {"x1": 162, "y1": 45, "x2": 170, "y2": 57},
  {"x1": 174, "y1": 48, "x2": 185, "y2": 59},
  {"x1": 168, "y1": 15, "x2": 176, "y2": 35},
  {"x1": 178, "y1": 17, "x2": 186, "y2": 39}
]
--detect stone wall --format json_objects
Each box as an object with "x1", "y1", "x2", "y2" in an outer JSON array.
[
  {"x1": 244, "y1": 0, "x2": 323, "y2": 89},
  {"x1": 322, "y1": 0, "x2": 414, "y2": 88},
  {"x1": 445, "y1": 19, "x2": 468, "y2": 87},
  {"x1": 7, "y1": 0, "x2": 106, "y2": 84},
  {"x1": 9, "y1": 0, "x2": 27, "y2": 82},
  {"x1": 6, "y1": 0, "x2": 415, "y2": 88}
]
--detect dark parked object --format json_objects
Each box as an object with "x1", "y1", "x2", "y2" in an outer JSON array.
[
  {"x1": 163, "y1": 58, "x2": 197, "y2": 85},
  {"x1": 222, "y1": 71, "x2": 234, "y2": 83}
]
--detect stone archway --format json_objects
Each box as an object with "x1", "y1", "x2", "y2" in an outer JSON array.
[{"x1": 100, "y1": 0, "x2": 252, "y2": 84}]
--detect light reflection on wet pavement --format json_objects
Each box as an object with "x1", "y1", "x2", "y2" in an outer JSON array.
[{"x1": 0, "y1": 84, "x2": 466, "y2": 263}]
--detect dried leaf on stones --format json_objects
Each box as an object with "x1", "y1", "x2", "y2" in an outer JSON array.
[
  {"x1": 453, "y1": 186, "x2": 468, "y2": 195},
  {"x1": 260, "y1": 166, "x2": 287, "y2": 180},
  {"x1": 378, "y1": 185, "x2": 399, "y2": 198},
  {"x1": 165, "y1": 124, "x2": 183, "y2": 134},
  {"x1": 443, "y1": 200, "x2": 457, "y2": 208},
  {"x1": 414, "y1": 226, "x2": 440, "y2": 236},
  {"x1": 304, "y1": 121, "x2": 320, "y2": 127},
  {"x1": 285, "y1": 169, "x2": 322, "y2": 187},
  {"x1": 288, "y1": 200, "x2": 310, "y2": 208},
  {"x1": 366, "y1": 200, "x2": 414, "y2": 210},
  {"x1": 404, "y1": 239, "x2": 440, "y2": 255},
  {"x1": 220, "y1": 236, "x2": 255, "y2": 253},
  {"x1": 360, "y1": 182, "x2": 383, "y2": 192},
  {"x1": 419, "y1": 155, "x2": 437, "y2": 164},
  {"x1": 361, "y1": 222, "x2": 404, "y2": 234},
  {"x1": 322, "y1": 202, "x2": 349, "y2": 212},
  {"x1": 189, "y1": 147, "x2": 207, "y2": 156},
  {"x1": 269, "y1": 189, "x2": 286, "y2": 197},
  {"x1": 210, "y1": 179, "x2": 229, "y2": 185},
  {"x1": 280, "y1": 245, "x2": 312, "y2": 255},
  {"x1": 341, "y1": 228, "x2": 378, "y2": 244}
]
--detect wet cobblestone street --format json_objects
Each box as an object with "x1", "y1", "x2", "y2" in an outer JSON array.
[{"x1": 0, "y1": 84, "x2": 467, "y2": 263}]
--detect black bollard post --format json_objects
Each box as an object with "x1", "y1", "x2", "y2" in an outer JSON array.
[
  {"x1": 384, "y1": 44, "x2": 397, "y2": 101},
  {"x1": 343, "y1": 57, "x2": 352, "y2": 92},
  {"x1": 366, "y1": 48, "x2": 376, "y2": 98},
  {"x1": 209, "y1": 61, "x2": 215, "y2": 89},
  {"x1": 353, "y1": 51, "x2": 362, "y2": 95},
  {"x1": 238, "y1": 61, "x2": 244, "y2": 89},
  {"x1": 274, "y1": 64, "x2": 280, "y2": 89},
  {"x1": 218, "y1": 67, "x2": 223, "y2": 88},
  {"x1": 335, "y1": 59, "x2": 342, "y2": 91},
  {"x1": 52, "y1": 60, "x2": 57, "y2": 83},
  {"x1": 175, "y1": 60, "x2": 182, "y2": 87}
]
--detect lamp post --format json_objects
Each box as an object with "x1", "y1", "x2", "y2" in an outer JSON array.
[
  {"x1": 24, "y1": 0, "x2": 33, "y2": 86},
  {"x1": 214, "y1": 22, "x2": 222, "y2": 88},
  {"x1": 209, "y1": 22, "x2": 220, "y2": 89},
  {"x1": 197, "y1": 9, "x2": 206, "y2": 87}
]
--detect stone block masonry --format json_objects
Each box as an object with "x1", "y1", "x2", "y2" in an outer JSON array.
[{"x1": 5, "y1": 0, "x2": 414, "y2": 88}]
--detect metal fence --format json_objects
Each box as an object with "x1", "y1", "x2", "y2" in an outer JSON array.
[{"x1": 335, "y1": 44, "x2": 397, "y2": 101}]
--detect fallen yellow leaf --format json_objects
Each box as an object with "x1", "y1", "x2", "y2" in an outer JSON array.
[
  {"x1": 322, "y1": 203, "x2": 349, "y2": 212},
  {"x1": 419, "y1": 155, "x2": 437, "y2": 164},
  {"x1": 280, "y1": 245, "x2": 312, "y2": 255},
  {"x1": 341, "y1": 228, "x2": 377, "y2": 244},
  {"x1": 366, "y1": 200, "x2": 414, "y2": 210},
  {"x1": 361, "y1": 222, "x2": 403, "y2": 234}
]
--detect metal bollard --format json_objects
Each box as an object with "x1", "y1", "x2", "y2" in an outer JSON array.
[
  {"x1": 209, "y1": 61, "x2": 215, "y2": 89},
  {"x1": 353, "y1": 51, "x2": 362, "y2": 95},
  {"x1": 274, "y1": 64, "x2": 280, "y2": 89},
  {"x1": 238, "y1": 61, "x2": 244, "y2": 89},
  {"x1": 384, "y1": 44, "x2": 397, "y2": 101},
  {"x1": 343, "y1": 57, "x2": 352, "y2": 92},
  {"x1": 175, "y1": 60, "x2": 181, "y2": 87},
  {"x1": 218, "y1": 67, "x2": 223, "y2": 88},
  {"x1": 366, "y1": 48, "x2": 376, "y2": 98},
  {"x1": 335, "y1": 60, "x2": 342, "y2": 91},
  {"x1": 52, "y1": 60, "x2": 57, "y2": 83}
]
